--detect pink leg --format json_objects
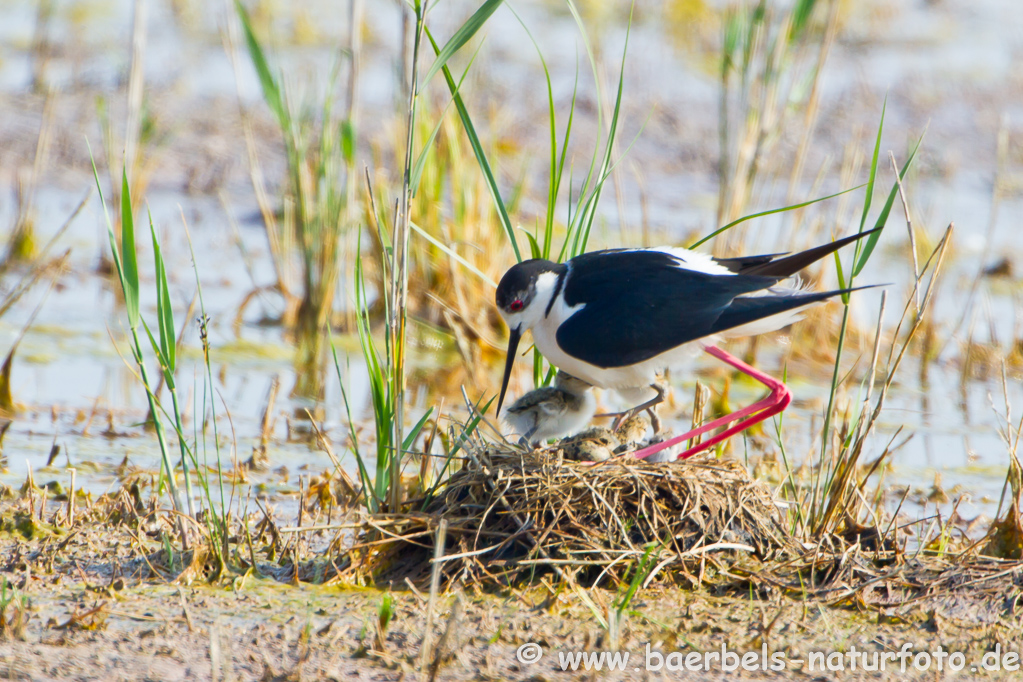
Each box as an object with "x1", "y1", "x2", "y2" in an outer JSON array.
[{"x1": 628, "y1": 345, "x2": 792, "y2": 462}]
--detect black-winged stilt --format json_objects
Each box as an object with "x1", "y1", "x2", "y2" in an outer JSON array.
[
  {"x1": 494, "y1": 230, "x2": 879, "y2": 461},
  {"x1": 504, "y1": 370, "x2": 596, "y2": 446}
]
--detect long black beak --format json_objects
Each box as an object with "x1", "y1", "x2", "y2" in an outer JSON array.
[{"x1": 496, "y1": 325, "x2": 522, "y2": 416}]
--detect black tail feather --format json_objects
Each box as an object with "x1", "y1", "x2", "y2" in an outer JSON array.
[
  {"x1": 716, "y1": 227, "x2": 883, "y2": 278},
  {"x1": 711, "y1": 284, "x2": 883, "y2": 335}
]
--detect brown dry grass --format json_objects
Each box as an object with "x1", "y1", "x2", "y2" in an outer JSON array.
[
  {"x1": 332, "y1": 431, "x2": 1023, "y2": 618},
  {"x1": 342, "y1": 449, "x2": 796, "y2": 589}
]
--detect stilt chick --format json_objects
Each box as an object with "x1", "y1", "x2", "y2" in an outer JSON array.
[
  {"x1": 560, "y1": 413, "x2": 650, "y2": 462},
  {"x1": 504, "y1": 371, "x2": 596, "y2": 447}
]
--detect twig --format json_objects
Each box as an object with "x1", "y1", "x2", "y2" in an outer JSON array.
[
  {"x1": 67, "y1": 468, "x2": 76, "y2": 526},
  {"x1": 889, "y1": 151, "x2": 920, "y2": 313},
  {"x1": 418, "y1": 518, "x2": 447, "y2": 678}
]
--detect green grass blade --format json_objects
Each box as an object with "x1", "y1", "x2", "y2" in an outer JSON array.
[
  {"x1": 565, "y1": 0, "x2": 602, "y2": 120},
  {"x1": 409, "y1": 221, "x2": 497, "y2": 287},
  {"x1": 149, "y1": 211, "x2": 175, "y2": 373},
  {"x1": 409, "y1": 113, "x2": 445, "y2": 200},
  {"x1": 562, "y1": 2, "x2": 607, "y2": 237},
  {"x1": 691, "y1": 184, "x2": 865, "y2": 249},
  {"x1": 424, "y1": 26, "x2": 520, "y2": 261},
  {"x1": 789, "y1": 0, "x2": 818, "y2": 40},
  {"x1": 420, "y1": 0, "x2": 504, "y2": 90},
  {"x1": 341, "y1": 119, "x2": 356, "y2": 165},
  {"x1": 235, "y1": 0, "x2": 285, "y2": 127},
  {"x1": 402, "y1": 408, "x2": 434, "y2": 451},
  {"x1": 140, "y1": 319, "x2": 172, "y2": 385},
  {"x1": 119, "y1": 169, "x2": 140, "y2": 329},
  {"x1": 522, "y1": 229, "x2": 542, "y2": 260},
  {"x1": 552, "y1": 69, "x2": 579, "y2": 259},
  {"x1": 852, "y1": 131, "x2": 926, "y2": 277},
  {"x1": 615, "y1": 543, "x2": 658, "y2": 614},
  {"x1": 88, "y1": 142, "x2": 130, "y2": 315},
  {"x1": 411, "y1": 43, "x2": 482, "y2": 195},
  {"x1": 333, "y1": 340, "x2": 376, "y2": 512},
  {"x1": 856, "y1": 94, "x2": 886, "y2": 235},
  {"x1": 352, "y1": 244, "x2": 396, "y2": 507},
  {"x1": 722, "y1": 9, "x2": 741, "y2": 75},
  {"x1": 506, "y1": 3, "x2": 559, "y2": 259},
  {"x1": 568, "y1": 2, "x2": 633, "y2": 258},
  {"x1": 569, "y1": 109, "x2": 652, "y2": 254},
  {"x1": 543, "y1": 70, "x2": 556, "y2": 259},
  {"x1": 834, "y1": 250, "x2": 847, "y2": 290}
]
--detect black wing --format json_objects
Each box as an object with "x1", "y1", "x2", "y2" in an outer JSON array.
[{"x1": 556, "y1": 250, "x2": 781, "y2": 368}]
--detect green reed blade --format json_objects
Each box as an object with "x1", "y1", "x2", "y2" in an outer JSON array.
[
  {"x1": 403, "y1": 408, "x2": 434, "y2": 452},
  {"x1": 235, "y1": 0, "x2": 285, "y2": 127},
  {"x1": 420, "y1": 0, "x2": 504, "y2": 90},
  {"x1": 856, "y1": 95, "x2": 887, "y2": 240},
  {"x1": 691, "y1": 184, "x2": 864, "y2": 249},
  {"x1": 424, "y1": 26, "x2": 520, "y2": 261},
  {"x1": 522, "y1": 229, "x2": 542, "y2": 260},
  {"x1": 411, "y1": 43, "x2": 481, "y2": 195},
  {"x1": 119, "y1": 169, "x2": 140, "y2": 329},
  {"x1": 852, "y1": 130, "x2": 925, "y2": 277},
  {"x1": 149, "y1": 211, "x2": 175, "y2": 373},
  {"x1": 89, "y1": 143, "x2": 128, "y2": 313}
]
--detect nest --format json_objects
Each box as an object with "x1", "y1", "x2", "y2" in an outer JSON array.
[{"x1": 344, "y1": 446, "x2": 800, "y2": 588}]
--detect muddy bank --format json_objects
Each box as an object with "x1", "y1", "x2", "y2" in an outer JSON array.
[{"x1": 2, "y1": 488, "x2": 1023, "y2": 681}]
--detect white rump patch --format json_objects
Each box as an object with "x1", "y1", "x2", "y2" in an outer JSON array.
[{"x1": 627, "y1": 246, "x2": 737, "y2": 276}]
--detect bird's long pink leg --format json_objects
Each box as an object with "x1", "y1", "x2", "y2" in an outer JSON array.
[{"x1": 628, "y1": 345, "x2": 792, "y2": 461}]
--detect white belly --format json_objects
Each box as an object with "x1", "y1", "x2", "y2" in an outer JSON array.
[{"x1": 530, "y1": 311, "x2": 707, "y2": 391}]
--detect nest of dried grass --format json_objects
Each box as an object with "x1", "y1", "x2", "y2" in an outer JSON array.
[{"x1": 341, "y1": 445, "x2": 800, "y2": 588}]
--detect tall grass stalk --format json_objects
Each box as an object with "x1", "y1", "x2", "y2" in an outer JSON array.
[
  {"x1": 234, "y1": 1, "x2": 355, "y2": 399},
  {"x1": 334, "y1": 248, "x2": 431, "y2": 514},
  {"x1": 93, "y1": 153, "x2": 238, "y2": 561},
  {"x1": 811, "y1": 224, "x2": 952, "y2": 535},
  {"x1": 434, "y1": 0, "x2": 634, "y2": 388},
  {"x1": 328, "y1": 0, "x2": 502, "y2": 512},
  {"x1": 716, "y1": 0, "x2": 837, "y2": 242},
  {"x1": 421, "y1": 0, "x2": 516, "y2": 260},
  {"x1": 143, "y1": 209, "x2": 197, "y2": 520},
  {"x1": 390, "y1": 0, "x2": 430, "y2": 512},
  {"x1": 91, "y1": 155, "x2": 190, "y2": 545},
  {"x1": 810, "y1": 106, "x2": 925, "y2": 526},
  {"x1": 183, "y1": 217, "x2": 232, "y2": 565}
]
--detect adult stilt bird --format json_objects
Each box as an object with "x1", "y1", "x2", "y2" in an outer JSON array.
[{"x1": 494, "y1": 229, "x2": 879, "y2": 461}]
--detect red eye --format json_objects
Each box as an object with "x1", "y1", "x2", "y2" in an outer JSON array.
[{"x1": 509, "y1": 299, "x2": 524, "y2": 312}]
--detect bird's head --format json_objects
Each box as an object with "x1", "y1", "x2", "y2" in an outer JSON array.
[
  {"x1": 494, "y1": 259, "x2": 563, "y2": 414},
  {"x1": 553, "y1": 370, "x2": 592, "y2": 396}
]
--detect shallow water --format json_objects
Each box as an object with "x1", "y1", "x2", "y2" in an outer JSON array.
[{"x1": 1, "y1": 0, "x2": 1022, "y2": 531}]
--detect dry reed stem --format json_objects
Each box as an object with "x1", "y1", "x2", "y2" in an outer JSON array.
[
  {"x1": 889, "y1": 151, "x2": 920, "y2": 312},
  {"x1": 124, "y1": 0, "x2": 146, "y2": 184},
  {"x1": 689, "y1": 380, "x2": 710, "y2": 450},
  {"x1": 815, "y1": 224, "x2": 954, "y2": 535},
  {"x1": 941, "y1": 115, "x2": 1010, "y2": 359},
  {"x1": 784, "y1": 0, "x2": 841, "y2": 225},
  {"x1": 419, "y1": 518, "x2": 447, "y2": 678}
]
